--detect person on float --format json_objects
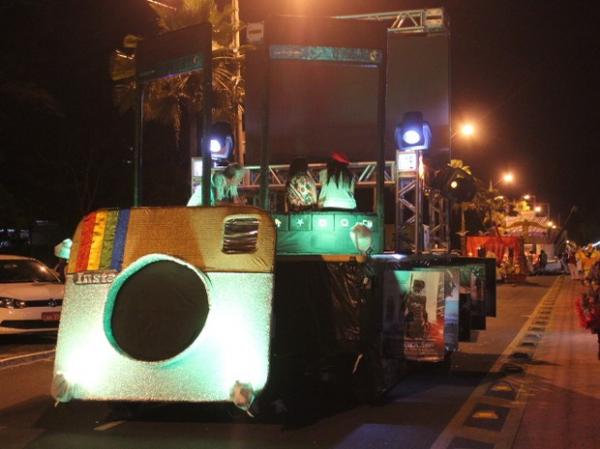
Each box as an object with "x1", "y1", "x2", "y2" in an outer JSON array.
[
  {"x1": 187, "y1": 162, "x2": 246, "y2": 206},
  {"x1": 317, "y1": 151, "x2": 356, "y2": 210},
  {"x1": 285, "y1": 157, "x2": 317, "y2": 212}
]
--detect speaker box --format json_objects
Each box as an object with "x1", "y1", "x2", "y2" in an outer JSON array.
[{"x1": 52, "y1": 206, "x2": 275, "y2": 404}]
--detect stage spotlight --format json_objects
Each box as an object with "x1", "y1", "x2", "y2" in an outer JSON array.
[
  {"x1": 208, "y1": 121, "x2": 235, "y2": 163},
  {"x1": 395, "y1": 112, "x2": 432, "y2": 151}
]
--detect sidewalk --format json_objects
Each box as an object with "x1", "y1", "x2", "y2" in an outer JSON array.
[{"x1": 513, "y1": 277, "x2": 600, "y2": 449}]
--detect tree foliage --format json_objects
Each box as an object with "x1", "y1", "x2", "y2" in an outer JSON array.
[
  {"x1": 110, "y1": 0, "x2": 245, "y2": 143},
  {"x1": 447, "y1": 159, "x2": 509, "y2": 234},
  {"x1": 448, "y1": 158, "x2": 472, "y2": 175}
]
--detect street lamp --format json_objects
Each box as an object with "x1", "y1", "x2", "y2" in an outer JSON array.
[
  {"x1": 460, "y1": 123, "x2": 475, "y2": 137},
  {"x1": 488, "y1": 172, "x2": 515, "y2": 191},
  {"x1": 502, "y1": 172, "x2": 514, "y2": 184},
  {"x1": 451, "y1": 121, "x2": 476, "y2": 139}
]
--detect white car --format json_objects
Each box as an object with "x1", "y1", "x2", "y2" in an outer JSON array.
[{"x1": 0, "y1": 255, "x2": 64, "y2": 334}]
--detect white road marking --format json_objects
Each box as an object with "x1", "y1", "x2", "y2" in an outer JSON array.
[
  {"x1": 0, "y1": 350, "x2": 55, "y2": 370},
  {"x1": 94, "y1": 420, "x2": 126, "y2": 431}
]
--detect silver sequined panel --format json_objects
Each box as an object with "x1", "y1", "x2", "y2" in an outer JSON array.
[{"x1": 53, "y1": 272, "x2": 273, "y2": 402}]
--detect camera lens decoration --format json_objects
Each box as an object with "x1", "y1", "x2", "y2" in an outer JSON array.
[{"x1": 108, "y1": 257, "x2": 209, "y2": 362}]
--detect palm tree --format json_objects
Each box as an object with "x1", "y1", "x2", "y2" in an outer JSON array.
[
  {"x1": 110, "y1": 0, "x2": 245, "y2": 147},
  {"x1": 468, "y1": 182, "x2": 508, "y2": 232},
  {"x1": 444, "y1": 159, "x2": 510, "y2": 251},
  {"x1": 448, "y1": 159, "x2": 472, "y2": 175}
]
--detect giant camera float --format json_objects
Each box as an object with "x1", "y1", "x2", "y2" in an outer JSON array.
[
  {"x1": 52, "y1": 205, "x2": 496, "y2": 411},
  {"x1": 52, "y1": 12, "x2": 497, "y2": 413},
  {"x1": 53, "y1": 206, "x2": 275, "y2": 410}
]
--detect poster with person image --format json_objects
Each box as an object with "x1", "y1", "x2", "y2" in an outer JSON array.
[
  {"x1": 441, "y1": 268, "x2": 460, "y2": 353},
  {"x1": 382, "y1": 269, "x2": 447, "y2": 362},
  {"x1": 460, "y1": 263, "x2": 487, "y2": 331}
]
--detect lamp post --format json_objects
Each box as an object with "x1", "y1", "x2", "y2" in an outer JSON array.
[
  {"x1": 488, "y1": 171, "x2": 515, "y2": 192},
  {"x1": 450, "y1": 121, "x2": 476, "y2": 254}
]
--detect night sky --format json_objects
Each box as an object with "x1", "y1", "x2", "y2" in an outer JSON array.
[{"x1": 1, "y1": 0, "x2": 599, "y2": 242}]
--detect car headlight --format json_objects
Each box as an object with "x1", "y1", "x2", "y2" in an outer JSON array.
[{"x1": 0, "y1": 297, "x2": 26, "y2": 309}]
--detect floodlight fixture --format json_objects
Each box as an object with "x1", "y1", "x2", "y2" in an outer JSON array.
[
  {"x1": 210, "y1": 139, "x2": 222, "y2": 153},
  {"x1": 395, "y1": 111, "x2": 432, "y2": 151},
  {"x1": 403, "y1": 130, "x2": 421, "y2": 145},
  {"x1": 207, "y1": 121, "x2": 235, "y2": 163}
]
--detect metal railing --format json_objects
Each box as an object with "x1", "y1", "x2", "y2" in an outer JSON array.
[
  {"x1": 233, "y1": 160, "x2": 397, "y2": 191},
  {"x1": 336, "y1": 8, "x2": 447, "y2": 34}
]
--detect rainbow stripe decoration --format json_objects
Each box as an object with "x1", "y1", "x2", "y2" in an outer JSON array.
[{"x1": 70, "y1": 209, "x2": 130, "y2": 273}]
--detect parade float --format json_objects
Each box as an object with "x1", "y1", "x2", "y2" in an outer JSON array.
[{"x1": 53, "y1": 11, "x2": 497, "y2": 414}]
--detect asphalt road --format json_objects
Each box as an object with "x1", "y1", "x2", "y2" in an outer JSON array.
[
  {"x1": 0, "y1": 333, "x2": 57, "y2": 360},
  {"x1": 0, "y1": 277, "x2": 556, "y2": 449}
]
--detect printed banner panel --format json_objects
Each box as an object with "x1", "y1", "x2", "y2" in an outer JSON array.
[
  {"x1": 442, "y1": 268, "x2": 460, "y2": 353},
  {"x1": 383, "y1": 268, "x2": 451, "y2": 362},
  {"x1": 460, "y1": 264, "x2": 487, "y2": 331}
]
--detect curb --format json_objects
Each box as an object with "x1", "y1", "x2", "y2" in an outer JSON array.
[
  {"x1": 430, "y1": 276, "x2": 562, "y2": 449},
  {"x1": 0, "y1": 350, "x2": 55, "y2": 369}
]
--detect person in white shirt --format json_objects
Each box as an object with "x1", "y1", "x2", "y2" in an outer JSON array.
[
  {"x1": 187, "y1": 162, "x2": 245, "y2": 206},
  {"x1": 317, "y1": 151, "x2": 356, "y2": 210}
]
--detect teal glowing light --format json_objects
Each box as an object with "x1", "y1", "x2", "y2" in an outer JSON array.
[
  {"x1": 270, "y1": 45, "x2": 383, "y2": 65},
  {"x1": 53, "y1": 265, "x2": 273, "y2": 403},
  {"x1": 137, "y1": 53, "x2": 204, "y2": 82},
  {"x1": 60, "y1": 334, "x2": 112, "y2": 391},
  {"x1": 273, "y1": 212, "x2": 382, "y2": 255}
]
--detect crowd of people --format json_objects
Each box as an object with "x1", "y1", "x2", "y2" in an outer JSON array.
[
  {"x1": 187, "y1": 151, "x2": 357, "y2": 212},
  {"x1": 564, "y1": 243, "x2": 600, "y2": 282},
  {"x1": 570, "y1": 243, "x2": 600, "y2": 358}
]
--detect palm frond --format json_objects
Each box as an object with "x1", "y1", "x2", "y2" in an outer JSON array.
[
  {"x1": 449, "y1": 159, "x2": 472, "y2": 175},
  {"x1": 112, "y1": 0, "x2": 244, "y2": 144}
]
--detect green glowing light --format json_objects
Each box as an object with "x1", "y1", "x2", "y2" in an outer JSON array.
[{"x1": 274, "y1": 212, "x2": 382, "y2": 255}]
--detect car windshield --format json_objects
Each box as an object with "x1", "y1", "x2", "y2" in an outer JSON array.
[{"x1": 0, "y1": 260, "x2": 60, "y2": 283}]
